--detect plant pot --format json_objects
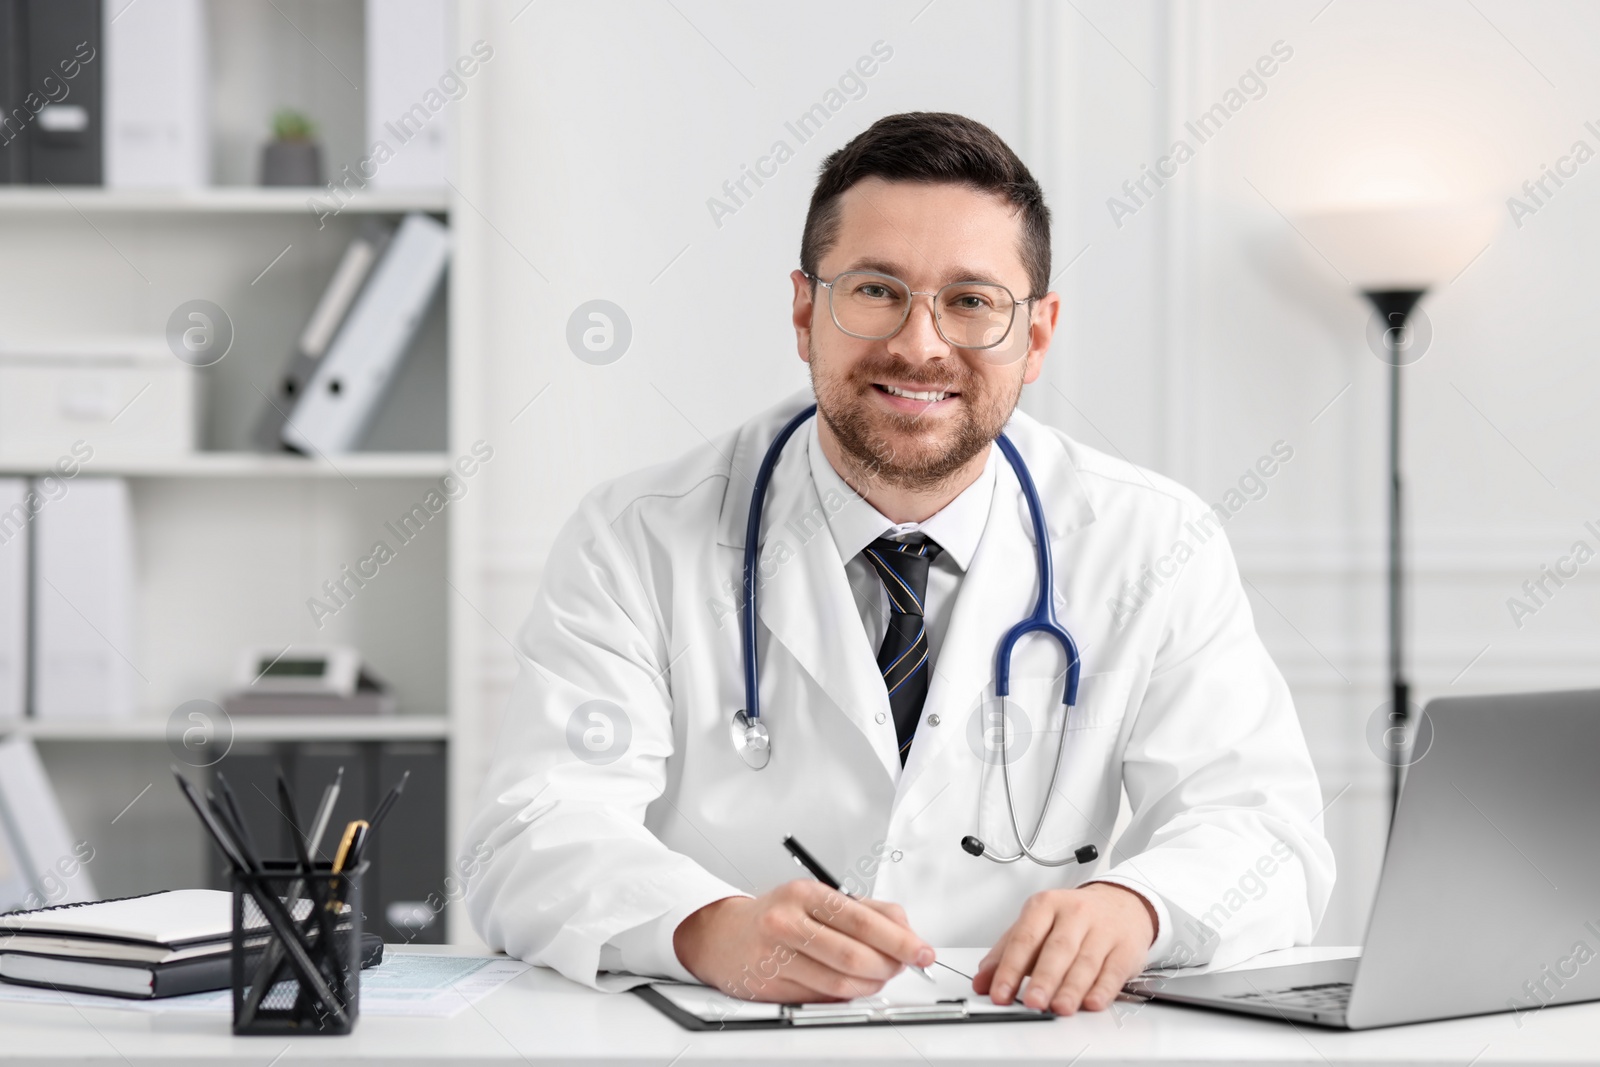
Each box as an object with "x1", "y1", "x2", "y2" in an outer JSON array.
[{"x1": 260, "y1": 140, "x2": 323, "y2": 186}]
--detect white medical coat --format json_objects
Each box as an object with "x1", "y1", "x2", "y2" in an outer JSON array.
[{"x1": 465, "y1": 394, "x2": 1335, "y2": 990}]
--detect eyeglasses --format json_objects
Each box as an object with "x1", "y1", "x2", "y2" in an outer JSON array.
[{"x1": 807, "y1": 270, "x2": 1038, "y2": 358}]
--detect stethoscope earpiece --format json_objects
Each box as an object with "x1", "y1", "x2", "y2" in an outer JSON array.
[{"x1": 958, "y1": 836, "x2": 1098, "y2": 866}]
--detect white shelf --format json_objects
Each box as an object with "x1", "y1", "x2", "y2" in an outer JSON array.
[
  {"x1": 0, "y1": 187, "x2": 449, "y2": 215},
  {"x1": 10, "y1": 716, "x2": 450, "y2": 742},
  {"x1": 0, "y1": 452, "x2": 452, "y2": 478}
]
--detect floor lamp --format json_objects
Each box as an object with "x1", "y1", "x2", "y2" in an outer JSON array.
[
  {"x1": 1365, "y1": 286, "x2": 1423, "y2": 818},
  {"x1": 1295, "y1": 205, "x2": 1497, "y2": 823}
]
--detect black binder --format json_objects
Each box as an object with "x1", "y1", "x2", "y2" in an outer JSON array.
[
  {"x1": 368, "y1": 742, "x2": 447, "y2": 944},
  {"x1": 0, "y1": 0, "x2": 101, "y2": 184}
]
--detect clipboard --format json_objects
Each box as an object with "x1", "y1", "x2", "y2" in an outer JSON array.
[{"x1": 634, "y1": 982, "x2": 1054, "y2": 1031}]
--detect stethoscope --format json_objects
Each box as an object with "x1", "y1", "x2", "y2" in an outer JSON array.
[{"x1": 730, "y1": 405, "x2": 1099, "y2": 869}]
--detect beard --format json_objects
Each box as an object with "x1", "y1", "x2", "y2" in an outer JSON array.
[{"x1": 808, "y1": 339, "x2": 1023, "y2": 494}]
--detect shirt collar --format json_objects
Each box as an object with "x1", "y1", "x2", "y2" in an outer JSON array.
[{"x1": 805, "y1": 418, "x2": 995, "y2": 573}]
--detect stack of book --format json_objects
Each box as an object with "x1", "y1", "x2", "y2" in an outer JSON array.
[{"x1": 0, "y1": 889, "x2": 380, "y2": 999}]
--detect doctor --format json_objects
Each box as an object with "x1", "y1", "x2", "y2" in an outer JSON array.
[{"x1": 467, "y1": 111, "x2": 1334, "y2": 1015}]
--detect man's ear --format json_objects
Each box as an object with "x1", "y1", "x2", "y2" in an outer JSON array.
[
  {"x1": 1021, "y1": 291, "x2": 1061, "y2": 385},
  {"x1": 791, "y1": 269, "x2": 816, "y2": 363}
]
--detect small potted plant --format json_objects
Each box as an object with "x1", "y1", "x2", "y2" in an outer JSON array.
[{"x1": 260, "y1": 109, "x2": 323, "y2": 186}]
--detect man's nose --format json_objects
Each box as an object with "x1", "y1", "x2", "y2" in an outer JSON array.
[{"x1": 887, "y1": 294, "x2": 949, "y2": 363}]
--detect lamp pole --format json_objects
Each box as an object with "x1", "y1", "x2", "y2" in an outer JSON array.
[{"x1": 1363, "y1": 288, "x2": 1424, "y2": 821}]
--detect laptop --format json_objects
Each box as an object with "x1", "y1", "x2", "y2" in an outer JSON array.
[{"x1": 1127, "y1": 687, "x2": 1600, "y2": 1029}]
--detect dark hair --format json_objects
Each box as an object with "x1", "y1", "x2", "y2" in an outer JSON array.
[{"x1": 800, "y1": 112, "x2": 1051, "y2": 298}]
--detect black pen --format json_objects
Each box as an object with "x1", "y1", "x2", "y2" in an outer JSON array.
[
  {"x1": 782, "y1": 835, "x2": 934, "y2": 981},
  {"x1": 367, "y1": 770, "x2": 410, "y2": 834}
]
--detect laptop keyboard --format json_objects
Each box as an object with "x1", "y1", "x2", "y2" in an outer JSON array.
[{"x1": 1223, "y1": 982, "x2": 1352, "y2": 1012}]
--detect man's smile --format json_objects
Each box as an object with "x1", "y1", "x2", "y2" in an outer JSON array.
[{"x1": 870, "y1": 381, "x2": 962, "y2": 414}]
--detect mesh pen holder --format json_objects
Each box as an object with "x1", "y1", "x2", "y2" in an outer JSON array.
[{"x1": 231, "y1": 860, "x2": 365, "y2": 1036}]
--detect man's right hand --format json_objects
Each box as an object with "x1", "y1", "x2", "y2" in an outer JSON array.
[{"x1": 672, "y1": 882, "x2": 935, "y2": 1002}]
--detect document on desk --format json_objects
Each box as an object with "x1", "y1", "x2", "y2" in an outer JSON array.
[
  {"x1": 0, "y1": 953, "x2": 530, "y2": 1018},
  {"x1": 639, "y1": 956, "x2": 1052, "y2": 1030}
]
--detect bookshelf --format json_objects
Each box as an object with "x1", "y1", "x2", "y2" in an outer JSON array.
[{"x1": 0, "y1": 0, "x2": 480, "y2": 944}]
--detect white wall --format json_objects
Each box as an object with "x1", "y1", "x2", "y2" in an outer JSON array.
[
  {"x1": 456, "y1": 0, "x2": 1600, "y2": 947},
  {"x1": 1146, "y1": 0, "x2": 1600, "y2": 945},
  {"x1": 452, "y1": 0, "x2": 1030, "y2": 827}
]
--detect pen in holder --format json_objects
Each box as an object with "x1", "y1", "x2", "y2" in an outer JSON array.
[{"x1": 231, "y1": 860, "x2": 366, "y2": 1035}]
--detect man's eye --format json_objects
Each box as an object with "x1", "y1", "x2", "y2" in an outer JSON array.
[{"x1": 857, "y1": 285, "x2": 892, "y2": 299}]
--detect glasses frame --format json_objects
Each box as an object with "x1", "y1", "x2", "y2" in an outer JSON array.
[{"x1": 805, "y1": 270, "x2": 1041, "y2": 352}]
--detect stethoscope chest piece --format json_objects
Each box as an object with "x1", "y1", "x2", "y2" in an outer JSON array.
[{"x1": 730, "y1": 709, "x2": 770, "y2": 770}]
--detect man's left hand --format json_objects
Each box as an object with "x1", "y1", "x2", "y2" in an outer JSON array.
[{"x1": 972, "y1": 882, "x2": 1156, "y2": 1015}]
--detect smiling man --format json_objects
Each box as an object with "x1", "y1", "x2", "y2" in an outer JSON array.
[{"x1": 467, "y1": 112, "x2": 1334, "y2": 1014}]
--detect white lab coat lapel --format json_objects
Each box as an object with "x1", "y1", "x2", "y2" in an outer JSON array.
[
  {"x1": 716, "y1": 398, "x2": 900, "y2": 783},
  {"x1": 895, "y1": 413, "x2": 1097, "y2": 805}
]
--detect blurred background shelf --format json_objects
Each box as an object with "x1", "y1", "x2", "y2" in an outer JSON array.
[
  {"x1": 8, "y1": 715, "x2": 450, "y2": 742},
  {"x1": 0, "y1": 187, "x2": 449, "y2": 214},
  {"x1": 0, "y1": 452, "x2": 453, "y2": 478},
  {"x1": 0, "y1": 0, "x2": 471, "y2": 941}
]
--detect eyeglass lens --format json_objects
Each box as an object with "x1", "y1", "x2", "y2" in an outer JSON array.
[{"x1": 827, "y1": 271, "x2": 1019, "y2": 350}]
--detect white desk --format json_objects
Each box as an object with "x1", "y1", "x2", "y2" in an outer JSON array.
[{"x1": 0, "y1": 946, "x2": 1594, "y2": 1066}]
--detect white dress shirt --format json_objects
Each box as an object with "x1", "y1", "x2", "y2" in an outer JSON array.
[{"x1": 805, "y1": 420, "x2": 996, "y2": 716}]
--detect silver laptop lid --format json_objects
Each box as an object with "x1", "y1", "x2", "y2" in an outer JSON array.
[{"x1": 1347, "y1": 687, "x2": 1600, "y2": 1029}]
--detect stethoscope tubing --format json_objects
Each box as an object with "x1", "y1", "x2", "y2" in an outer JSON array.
[
  {"x1": 740, "y1": 404, "x2": 819, "y2": 727},
  {"x1": 736, "y1": 404, "x2": 1094, "y2": 867}
]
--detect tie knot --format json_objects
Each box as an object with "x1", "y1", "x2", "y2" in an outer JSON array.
[{"x1": 863, "y1": 535, "x2": 942, "y2": 618}]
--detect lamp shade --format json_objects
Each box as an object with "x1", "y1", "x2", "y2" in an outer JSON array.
[{"x1": 1293, "y1": 203, "x2": 1500, "y2": 291}]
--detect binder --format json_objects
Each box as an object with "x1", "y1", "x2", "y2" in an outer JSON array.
[
  {"x1": 103, "y1": 0, "x2": 207, "y2": 189},
  {"x1": 32, "y1": 476, "x2": 136, "y2": 719},
  {"x1": 0, "y1": 735, "x2": 97, "y2": 908},
  {"x1": 0, "y1": 0, "x2": 24, "y2": 182},
  {"x1": 0, "y1": 0, "x2": 103, "y2": 184},
  {"x1": 253, "y1": 222, "x2": 393, "y2": 451},
  {"x1": 369, "y1": 742, "x2": 445, "y2": 944},
  {"x1": 291, "y1": 743, "x2": 368, "y2": 866},
  {"x1": 204, "y1": 745, "x2": 284, "y2": 889},
  {"x1": 365, "y1": 0, "x2": 452, "y2": 189},
  {"x1": 0, "y1": 478, "x2": 26, "y2": 721},
  {"x1": 281, "y1": 212, "x2": 449, "y2": 455}
]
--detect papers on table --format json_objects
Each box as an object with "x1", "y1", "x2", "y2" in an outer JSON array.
[{"x1": 0, "y1": 953, "x2": 530, "y2": 1019}]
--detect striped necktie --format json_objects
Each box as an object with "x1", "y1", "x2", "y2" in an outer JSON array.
[{"x1": 862, "y1": 535, "x2": 943, "y2": 765}]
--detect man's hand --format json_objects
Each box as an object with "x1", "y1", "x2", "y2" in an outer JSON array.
[
  {"x1": 673, "y1": 883, "x2": 934, "y2": 1003},
  {"x1": 973, "y1": 882, "x2": 1156, "y2": 1015}
]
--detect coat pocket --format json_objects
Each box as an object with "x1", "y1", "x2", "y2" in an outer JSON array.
[{"x1": 1065, "y1": 668, "x2": 1139, "y2": 732}]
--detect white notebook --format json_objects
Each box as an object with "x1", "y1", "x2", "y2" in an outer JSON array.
[{"x1": 0, "y1": 890, "x2": 233, "y2": 950}]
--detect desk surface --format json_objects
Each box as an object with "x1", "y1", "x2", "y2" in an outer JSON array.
[{"x1": 0, "y1": 946, "x2": 1593, "y2": 1066}]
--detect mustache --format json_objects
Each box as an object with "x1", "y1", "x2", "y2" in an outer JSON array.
[{"x1": 847, "y1": 357, "x2": 972, "y2": 391}]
